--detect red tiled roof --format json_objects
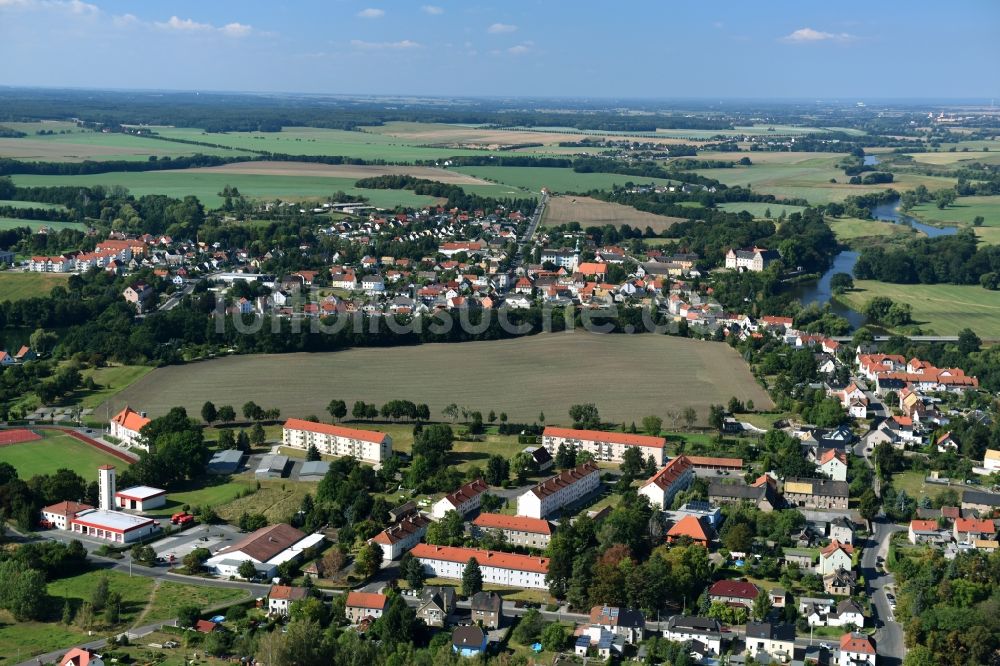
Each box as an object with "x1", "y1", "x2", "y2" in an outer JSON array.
[
  {"x1": 283, "y1": 418, "x2": 388, "y2": 444},
  {"x1": 371, "y1": 513, "x2": 431, "y2": 545},
  {"x1": 194, "y1": 619, "x2": 218, "y2": 633},
  {"x1": 528, "y1": 462, "x2": 600, "y2": 499},
  {"x1": 441, "y1": 478, "x2": 489, "y2": 508},
  {"x1": 840, "y1": 633, "x2": 875, "y2": 654},
  {"x1": 112, "y1": 406, "x2": 150, "y2": 433},
  {"x1": 543, "y1": 426, "x2": 666, "y2": 449},
  {"x1": 411, "y1": 544, "x2": 549, "y2": 574},
  {"x1": 818, "y1": 449, "x2": 847, "y2": 465},
  {"x1": 346, "y1": 591, "x2": 388, "y2": 610},
  {"x1": 955, "y1": 518, "x2": 996, "y2": 534},
  {"x1": 473, "y1": 513, "x2": 552, "y2": 535},
  {"x1": 268, "y1": 585, "x2": 308, "y2": 601},
  {"x1": 61, "y1": 648, "x2": 97, "y2": 666},
  {"x1": 43, "y1": 500, "x2": 93, "y2": 519},
  {"x1": 686, "y1": 455, "x2": 743, "y2": 469},
  {"x1": 708, "y1": 580, "x2": 760, "y2": 600},
  {"x1": 821, "y1": 540, "x2": 855, "y2": 557},
  {"x1": 667, "y1": 515, "x2": 710, "y2": 544},
  {"x1": 641, "y1": 455, "x2": 693, "y2": 492},
  {"x1": 909, "y1": 519, "x2": 938, "y2": 532}
]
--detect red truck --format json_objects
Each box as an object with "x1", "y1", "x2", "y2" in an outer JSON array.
[{"x1": 170, "y1": 512, "x2": 196, "y2": 526}]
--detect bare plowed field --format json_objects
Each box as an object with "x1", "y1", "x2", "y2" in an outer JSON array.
[
  {"x1": 103, "y1": 333, "x2": 772, "y2": 425},
  {"x1": 544, "y1": 195, "x2": 686, "y2": 232}
]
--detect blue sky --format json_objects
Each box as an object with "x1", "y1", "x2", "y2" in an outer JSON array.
[{"x1": 1, "y1": 0, "x2": 997, "y2": 99}]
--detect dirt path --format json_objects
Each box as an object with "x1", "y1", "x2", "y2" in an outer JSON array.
[{"x1": 132, "y1": 578, "x2": 162, "y2": 629}]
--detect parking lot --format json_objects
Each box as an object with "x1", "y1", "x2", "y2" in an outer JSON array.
[{"x1": 151, "y1": 523, "x2": 243, "y2": 563}]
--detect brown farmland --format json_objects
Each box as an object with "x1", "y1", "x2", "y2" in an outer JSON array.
[
  {"x1": 190, "y1": 161, "x2": 493, "y2": 185},
  {"x1": 543, "y1": 195, "x2": 686, "y2": 232},
  {"x1": 103, "y1": 333, "x2": 772, "y2": 425}
]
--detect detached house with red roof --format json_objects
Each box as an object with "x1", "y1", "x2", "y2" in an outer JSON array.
[
  {"x1": 707, "y1": 580, "x2": 760, "y2": 610},
  {"x1": 954, "y1": 517, "x2": 997, "y2": 544},
  {"x1": 838, "y1": 632, "x2": 876, "y2": 666},
  {"x1": 817, "y1": 540, "x2": 855, "y2": 575},
  {"x1": 61, "y1": 648, "x2": 104, "y2": 666},
  {"x1": 109, "y1": 405, "x2": 151, "y2": 450},
  {"x1": 817, "y1": 449, "x2": 849, "y2": 482},
  {"x1": 345, "y1": 591, "x2": 388, "y2": 624},
  {"x1": 282, "y1": 418, "x2": 392, "y2": 466},
  {"x1": 666, "y1": 515, "x2": 712, "y2": 547},
  {"x1": 541, "y1": 427, "x2": 666, "y2": 466}
]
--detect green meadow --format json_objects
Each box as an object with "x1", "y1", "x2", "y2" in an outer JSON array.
[{"x1": 453, "y1": 165, "x2": 675, "y2": 194}]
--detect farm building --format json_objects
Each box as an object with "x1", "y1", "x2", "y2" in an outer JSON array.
[
  {"x1": 298, "y1": 460, "x2": 330, "y2": 481},
  {"x1": 282, "y1": 418, "x2": 392, "y2": 466},
  {"x1": 208, "y1": 449, "x2": 245, "y2": 474},
  {"x1": 109, "y1": 405, "x2": 151, "y2": 450},
  {"x1": 115, "y1": 485, "x2": 166, "y2": 512},
  {"x1": 255, "y1": 454, "x2": 289, "y2": 479}
]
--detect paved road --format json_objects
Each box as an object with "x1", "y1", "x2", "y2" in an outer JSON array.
[
  {"x1": 158, "y1": 278, "x2": 198, "y2": 312},
  {"x1": 514, "y1": 192, "x2": 547, "y2": 267},
  {"x1": 860, "y1": 518, "x2": 906, "y2": 665}
]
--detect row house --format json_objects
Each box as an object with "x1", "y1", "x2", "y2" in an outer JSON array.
[{"x1": 783, "y1": 477, "x2": 850, "y2": 510}]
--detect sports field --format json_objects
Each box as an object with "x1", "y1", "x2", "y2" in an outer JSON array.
[
  {"x1": 544, "y1": 195, "x2": 685, "y2": 231},
  {"x1": 103, "y1": 333, "x2": 773, "y2": 424},
  {"x1": 454, "y1": 165, "x2": 675, "y2": 194},
  {"x1": 837, "y1": 280, "x2": 1000, "y2": 339},
  {"x1": 0, "y1": 271, "x2": 71, "y2": 301},
  {"x1": 0, "y1": 429, "x2": 127, "y2": 478}
]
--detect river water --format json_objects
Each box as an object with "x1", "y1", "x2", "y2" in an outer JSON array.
[{"x1": 792, "y1": 198, "x2": 957, "y2": 328}]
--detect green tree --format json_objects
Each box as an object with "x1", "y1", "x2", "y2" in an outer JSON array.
[
  {"x1": 242, "y1": 401, "x2": 262, "y2": 421},
  {"x1": 250, "y1": 422, "x2": 266, "y2": 446},
  {"x1": 555, "y1": 443, "x2": 576, "y2": 469},
  {"x1": 681, "y1": 407, "x2": 698, "y2": 430},
  {"x1": 752, "y1": 589, "x2": 773, "y2": 621},
  {"x1": 105, "y1": 591, "x2": 122, "y2": 625},
  {"x1": 641, "y1": 415, "x2": 663, "y2": 436},
  {"x1": 217, "y1": 405, "x2": 236, "y2": 423},
  {"x1": 0, "y1": 560, "x2": 47, "y2": 620},
  {"x1": 462, "y1": 557, "x2": 483, "y2": 597},
  {"x1": 569, "y1": 403, "x2": 600, "y2": 428},
  {"x1": 183, "y1": 547, "x2": 210, "y2": 574},
  {"x1": 426, "y1": 510, "x2": 465, "y2": 546},
  {"x1": 858, "y1": 489, "x2": 881, "y2": 529},
  {"x1": 619, "y1": 446, "x2": 644, "y2": 479},
  {"x1": 201, "y1": 401, "x2": 217, "y2": 424},
  {"x1": 485, "y1": 454, "x2": 510, "y2": 486},
  {"x1": 91, "y1": 575, "x2": 109, "y2": 612},
  {"x1": 723, "y1": 523, "x2": 753, "y2": 553},
  {"x1": 176, "y1": 604, "x2": 201, "y2": 628},
  {"x1": 830, "y1": 273, "x2": 854, "y2": 294},
  {"x1": 238, "y1": 559, "x2": 258, "y2": 581},
  {"x1": 541, "y1": 622, "x2": 567, "y2": 651},
  {"x1": 512, "y1": 608, "x2": 543, "y2": 644},
  {"x1": 306, "y1": 444, "x2": 321, "y2": 461},
  {"x1": 355, "y1": 541, "x2": 383, "y2": 579},
  {"x1": 327, "y1": 399, "x2": 347, "y2": 421}
]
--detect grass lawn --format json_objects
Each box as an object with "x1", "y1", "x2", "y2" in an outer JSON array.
[
  {"x1": 0, "y1": 217, "x2": 85, "y2": 232},
  {"x1": 215, "y1": 479, "x2": 309, "y2": 524},
  {"x1": 144, "y1": 479, "x2": 254, "y2": 517},
  {"x1": 454, "y1": 165, "x2": 676, "y2": 194},
  {"x1": 143, "y1": 581, "x2": 251, "y2": 623},
  {"x1": 0, "y1": 615, "x2": 88, "y2": 661},
  {"x1": 0, "y1": 271, "x2": 71, "y2": 302},
  {"x1": 0, "y1": 199, "x2": 67, "y2": 210},
  {"x1": 72, "y1": 365, "x2": 154, "y2": 410},
  {"x1": 49, "y1": 569, "x2": 155, "y2": 625},
  {"x1": 0, "y1": 429, "x2": 127, "y2": 478},
  {"x1": 836, "y1": 280, "x2": 1000, "y2": 340},
  {"x1": 891, "y1": 470, "x2": 965, "y2": 501}
]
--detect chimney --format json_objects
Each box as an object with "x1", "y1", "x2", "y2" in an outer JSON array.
[{"x1": 98, "y1": 465, "x2": 116, "y2": 511}]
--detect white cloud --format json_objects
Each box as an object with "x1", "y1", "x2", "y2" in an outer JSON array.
[
  {"x1": 487, "y1": 22, "x2": 517, "y2": 34},
  {"x1": 220, "y1": 22, "x2": 252, "y2": 37},
  {"x1": 357, "y1": 8, "x2": 385, "y2": 19},
  {"x1": 350, "y1": 39, "x2": 420, "y2": 49},
  {"x1": 156, "y1": 15, "x2": 211, "y2": 31},
  {"x1": 421, "y1": 5, "x2": 443, "y2": 15},
  {"x1": 781, "y1": 27, "x2": 854, "y2": 43},
  {"x1": 507, "y1": 41, "x2": 533, "y2": 55},
  {"x1": 152, "y1": 15, "x2": 254, "y2": 36}
]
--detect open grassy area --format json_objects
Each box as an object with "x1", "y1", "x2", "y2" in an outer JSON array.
[
  {"x1": 11, "y1": 171, "x2": 444, "y2": 210},
  {"x1": 0, "y1": 199, "x2": 67, "y2": 210},
  {"x1": 0, "y1": 271, "x2": 71, "y2": 302},
  {"x1": 0, "y1": 429, "x2": 127, "y2": 478},
  {"x1": 143, "y1": 479, "x2": 255, "y2": 517},
  {"x1": 454, "y1": 165, "x2": 675, "y2": 194},
  {"x1": 836, "y1": 280, "x2": 1000, "y2": 339},
  {"x1": 905, "y1": 195, "x2": 1000, "y2": 231},
  {"x1": 48, "y1": 569, "x2": 154, "y2": 625},
  {"x1": 891, "y1": 470, "x2": 966, "y2": 501},
  {"x1": 716, "y1": 202, "x2": 806, "y2": 218},
  {"x1": 696, "y1": 155, "x2": 956, "y2": 204},
  {"x1": 0, "y1": 217, "x2": 86, "y2": 232},
  {"x1": 103, "y1": 333, "x2": 773, "y2": 425},
  {"x1": 0, "y1": 614, "x2": 89, "y2": 662},
  {"x1": 826, "y1": 216, "x2": 916, "y2": 245},
  {"x1": 143, "y1": 581, "x2": 250, "y2": 623},
  {"x1": 214, "y1": 479, "x2": 309, "y2": 524},
  {"x1": 74, "y1": 365, "x2": 154, "y2": 410}
]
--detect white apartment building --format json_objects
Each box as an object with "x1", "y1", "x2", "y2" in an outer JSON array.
[
  {"x1": 637, "y1": 456, "x2": 694, "y2": 510},
  {"x1": 431, "y1": 478, "x2": 489, "y2": 519},
  {"x1": 516, "y1": 462, "x2": 601, "y2": 519},
  {"x1": 471, "y1": 513, "x2": 553, "y2": 549},
  {"x1": 369, "y1": 513, "x2": 431, "y2": 561},
  {"x1": 410, "y1": 544, "x2": 550, "y2": 590},
  {"x1": 282, "y1": 418, "x2": 392, "y2": 466},
  {"x1": 541, "y1": 427, "x2": 666, "y2": 465}
]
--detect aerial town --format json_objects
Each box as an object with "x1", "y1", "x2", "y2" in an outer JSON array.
[{"x1": 0, "y1": 2, "x2": 998, "y2": 666}]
